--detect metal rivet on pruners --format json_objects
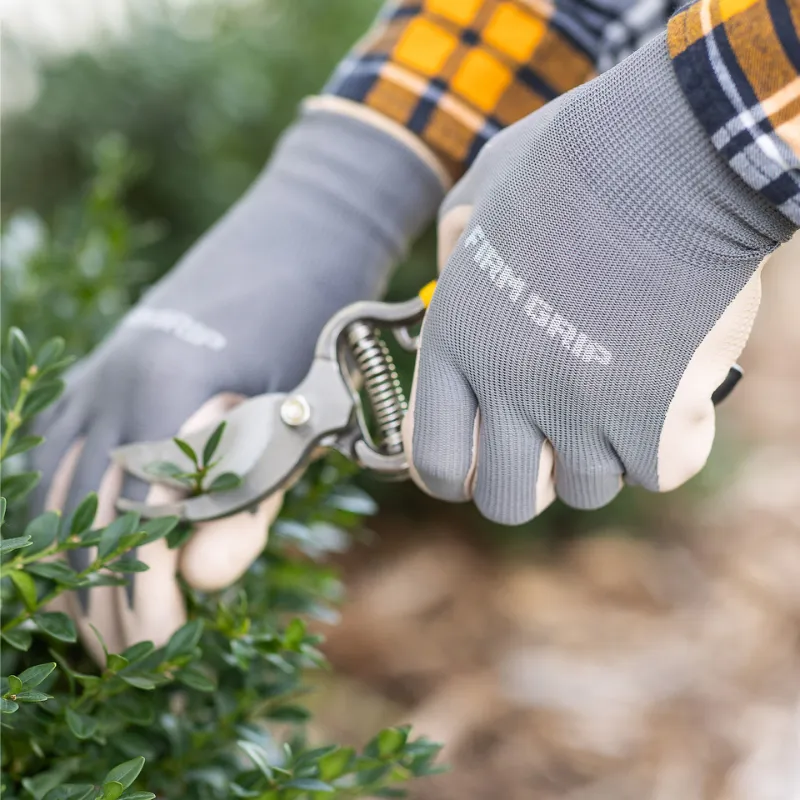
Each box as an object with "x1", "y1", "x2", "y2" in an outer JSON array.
[{"x1": 280, "y1": 395, "x2": 311, "y2": 427}]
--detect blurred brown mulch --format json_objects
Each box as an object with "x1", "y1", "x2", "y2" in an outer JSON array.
[{"x1": 310, "y1": 238, "x2": 800, "y2": 800}]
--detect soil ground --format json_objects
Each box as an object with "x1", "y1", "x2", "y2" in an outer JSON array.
[{"x1": 312, "y1": 234, "x2": 800, "y2": 799}]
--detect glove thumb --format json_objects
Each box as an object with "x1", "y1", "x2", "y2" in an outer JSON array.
[{"x1": 116, "y1": 393, "x2": 283, "y2": 649}]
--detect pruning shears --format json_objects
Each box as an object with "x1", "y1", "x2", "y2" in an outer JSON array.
[{"x1": 112, "y1": 280, "x2": 742, "y2": 522}]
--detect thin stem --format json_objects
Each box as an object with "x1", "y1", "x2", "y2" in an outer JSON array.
[
  {"x1": 0, "y1": 540, "x2": 62, "y2": 578},
  {"x1": 1, "y1": 586, "x2": 62, "y2": 632},
  {"x1": 0, "y1": 372, "x2": 34, "y2": 461},
  {"x1": 2, "y1": 551, "x2": 116, "y2": 632}
]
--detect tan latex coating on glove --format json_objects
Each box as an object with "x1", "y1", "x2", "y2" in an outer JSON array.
[{"x1": 45, "y1": 394, "x2": 282, "y2": 664}]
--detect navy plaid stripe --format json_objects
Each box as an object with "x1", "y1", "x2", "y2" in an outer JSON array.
[
  {"x1": 550, "y1": 2, "x2": 606, "y2": 59},
  {"x1": 669, "y1": 0, "x2": 800, "y2": 225},
  {"x1": 670, "y1": 44, "x2": 735, "y2": 136},
  {"x1": 516, "y1": 66, "x2": 559, "y2": 102},
  {"x1": 767, "y1": 0, "x2": 800, "y2": 73},
  {"x1": 761, "y1": 171, "x2": 800, "y2": 207}
]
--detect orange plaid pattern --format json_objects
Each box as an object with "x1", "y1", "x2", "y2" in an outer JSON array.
[
  {"x1": 668, "y1": 0, "x2": 800, "y2": 222},
  {"x1": 327, "y1": 0, "x2": 800, "y2": 221},
  {"x1": 326, "y1": 0, "x2": 595, "y2": 179}
]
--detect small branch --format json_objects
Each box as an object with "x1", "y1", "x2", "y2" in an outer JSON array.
[{"x1": 0, "y1": 371, "x2": 35, "y2": 461}]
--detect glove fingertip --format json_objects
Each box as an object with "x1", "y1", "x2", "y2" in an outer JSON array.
[{"x1": 179, "y1": 492, "x2": 281, "y2": 591}]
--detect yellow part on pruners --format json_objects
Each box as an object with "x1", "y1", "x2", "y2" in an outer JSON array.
[{"x1": 418, "y1": 280, "x2": 437, "y2": 308}]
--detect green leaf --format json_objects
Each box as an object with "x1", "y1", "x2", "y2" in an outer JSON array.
[
  {"x1": 139, "y1": 516, "x2": 179, "y2": 545},
  {"x1": 165, "y1": 619, "x2": 203, "y2": 660},
  {"x1": 143, "y1": 460, "x2": 188, "y2": 481},
  {"x1": 18, "y1": 662, "x2": 56, "y2": 688},
  {"x1": 112, "y1": 694, "x2": 155, "y2": 726},
  {"x1": 75, "y1": 675, "x2": 101, "y2": 691},
  {"x1": 202, "y1": 421, "x2": 226, "y2": 465},
  {"x1": 106, "y1": 653, "x2": 129, "y2": 672},
  {"x1": 22, "y1": 379, "x2": 65, "y2": 418},
  {"x1": 0, "y1": 535, "x2": 32, "y2": 555},
  {"x1": 39, "y1": 356, "x2": 77, "y2": 379},
  {"x1": 119, "y1": 794, "x2": 156, "y2": 800},
  {"x1": 0, "y1": 366, "x2": 13, "y2": 411},
  {"x1": 172, "y1": 437, "x2": 198, "y2": 465},
  {"x1": 208, "y1": 471, "x2": 243, "y2": 493},
  {"x1": 68, "y1": 789, "x2": 96, "y2": 800},
  {"x1": 104, "y1": 757, "x2": 145, "y2": 790},
  {"x1": 35, "y1": 337, "x2": 66, "y2": 370},
  {"x1": 284, "y1": 779, "x2": 334, "y2": 792},
  {"x1": 295, "y1": 745, "x2": 339, "y2": 767},
  {"x1": 319, "y1": 747, "x2": 355, "y2": 781},
  {"x1": 66, "y1": 707, "x2": 99, "y2": 740},
  {"x1": 101, "y1": 781, "x2": 125, "y2": 800},
  {"x1": 229, "y1": 786, "x2": 260, "y2": 798},
  {"x1": 165, "y1": 522, "x2": 192, "y2": 549},
  {"x1": 4, "y1": 434, "x2": 45, "y2": 458},
  {"x1": 26, "y1": 561, "x2": 81, "y2": 585},
  {"x1": 120, "y1": 674, "x2": 157, "y2": 690},
  {"x1": 89, "y1": 622, "x2": 110, "y2": 660},
  {"x1": 237, "y1": 741, "x2": 273, "y2": 780},
  {"x1": 1, "y1": 697, "x2": 19, "y2": 714},
  {"x1": 377, "y1": 727, "x2": 410, "y2": 759},
  {"x1": 34, "y1": 611, "x2": 77, "y2": 642},
  {"x1": 121, "y1": 640, "x2": 155, "y2": 663},
  {"x1": 118, "y1": 531, "x2": 147, "y2": 551},
  {"x1": 14, "y1": 689, "x2": 52, "y2": 702},
  {"x1": 22, "y1": 761, "x2": 81, "y2": 800},
  {"x1": 8, "y1": 327, "x2": 31, "y2": 376},
  {"x1": 283, "y1": 618, "x2": 306, "y2": 649},
  {"x1": 0, "y1": 496, "x2": 6, "y2": 528},
  {"x1": 2, "y1": 628, "x2": 32, "y2": 651},
  {"x1": 176, "y1": 663, "x2": 216, "y2": 692},
  {"x1": 43, "y1": 784, "x2": 96, "y2": 800},
  {"x1": 354, "y1": 764, "x2": 391, "y2": 785},
  {"x1": 107, "y1": 557, "x2": 150, "y2": 573},
  {"x1": 2, "y1": 471, "x2": 40, "y2": 504},
  {"x1": 10, "y1": 569, "x2": 38, "y2": 610},
  {"x1": 69, "y1": 493, "x2": 98, "y2": 536},
  {"x1": 8, "y1": 675, "x2": 23, "y2": 694},
  {"x1": 25, "y1": 511, "x2": 61, "y2": 553},
  {"x1": 98, "y1": 511, "x2": 140, "y2": 559}
]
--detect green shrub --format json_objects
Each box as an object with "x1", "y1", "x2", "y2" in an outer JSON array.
[{"x1": 0, "y1": 144, "x2": 442, "y2": 800}]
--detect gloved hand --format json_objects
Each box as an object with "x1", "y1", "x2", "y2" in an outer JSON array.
[
  {"x1": 404, "y1": 32, "x2": 796, "y2": 526},
  {"x1": 33, "y1": 100, "x2": 445, "y2": 660}
]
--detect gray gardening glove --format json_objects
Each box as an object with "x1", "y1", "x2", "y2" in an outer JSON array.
[
  {"x1": 33, "y1": 101, "x2": 445, "y2": 659},
  {"x1": 404, "y1": 32, "x2": 795, "y2": 526}
]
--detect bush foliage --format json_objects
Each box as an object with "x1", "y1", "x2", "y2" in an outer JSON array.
[{"x1": 1, "y1": 134, "x2": 441, "y2": 799}]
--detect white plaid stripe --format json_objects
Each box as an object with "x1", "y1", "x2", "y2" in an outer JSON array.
[
  {"x1": 596, "y1": 0, "x2": 670, "y2": 71},
  {"x1": 700, "y1": 0, "x2": 800, "y2": 194}
]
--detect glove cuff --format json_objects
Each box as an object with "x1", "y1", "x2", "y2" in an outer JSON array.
[
  {"x1": 260, "y1": 99, "x2": 447, "y2": 295},
  {"x1": 558, "y1": 32, "x2": 796, "y2": 264},
  {"x1": 305, "y1": 95, "x2": 452, "y2": 192}
]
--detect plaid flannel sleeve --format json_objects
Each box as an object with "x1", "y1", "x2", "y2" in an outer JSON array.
[
  {"x1": 668, "y1": 0, "x2": 800, "y2": 224},
  {"x1": 325, "y1": 0, "x2": 675, "y2": 180}
]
